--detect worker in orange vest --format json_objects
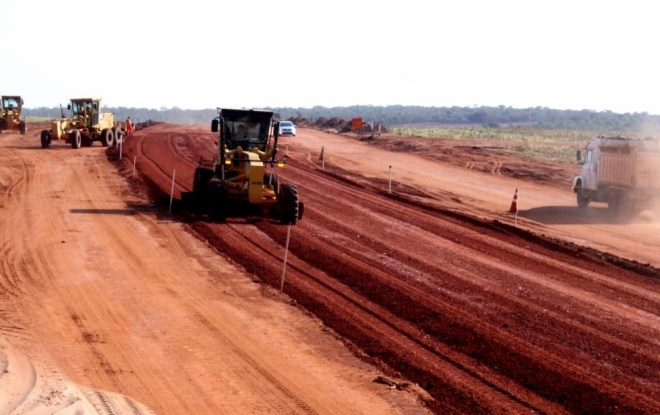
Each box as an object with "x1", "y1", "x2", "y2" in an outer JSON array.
[{"x1": 125, "y1": 117, "x2": 134, "y2": 135}]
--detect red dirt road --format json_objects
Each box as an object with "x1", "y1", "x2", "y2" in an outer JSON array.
[
  {"x1": 120, "y1": 124, "x2": 660, "y2": 414},
  {"x1": 0, "y1": 125, "x2": 430, "y2": 415}
]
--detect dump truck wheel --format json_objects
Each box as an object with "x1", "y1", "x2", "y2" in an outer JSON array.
[
  {"x1": 264, "y1": 172, "x2": 280, "y2": 194},
  {"x1": 112, "y1": 127, "x2": 123, "y2": 146},
  {"x1": 100, "y1": 128, "x2": 114, "y2": 147},
  {"x1": 608, "y1": 191, "x2": 635, "y2": 222},
  {"x1": 19, "y1": 121, "x2": 27, "y2": 135},
  {"x1": 40, "y1": 130, "x2": 51, "y2": 149},
  {"x1": 619, "y1": 195, "x2": 636, "y2": 221},
  {"x1": 207, "y1": 178, "x2": 227, "y2": 222},
  {"x1": 70, "y1": 129, "x2": 81, "y2": 149},
  {"x1": 607, "y1": 193, "x2": 620, "y2": 214},
  {"x1": 280, "y1": 183, "x2": 299, "y2": 225},
  {"x1": 576, "y1": 187, "x2": 589, "y2": 209},
  {"x1": 577, "y1": 195, "x2": 589, "y2": 208}
]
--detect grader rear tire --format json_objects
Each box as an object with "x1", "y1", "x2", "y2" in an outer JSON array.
[
  {"x1": 100, "y1": 128, "x2": 114, "y2": 147},
  {"x1": 19, "y1": 121, "x2": 27, "y2": 135},
  {"x1": 112, "y1": 127, "x2": 123, "y2": 147}
]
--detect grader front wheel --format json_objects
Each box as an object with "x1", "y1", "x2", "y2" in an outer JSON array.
[
  {"x1": 280, "y1": 183, "x2": 300, "y2": 225},
  {"x1": 70, "y1": 129, "x2": 82, "y2": 149},
  {"x1": 40, "y1": 130, "x2": 51, "y2": 149},
  {"x1": 207, "y1": 178, "x2": 227, "y2": 222}
]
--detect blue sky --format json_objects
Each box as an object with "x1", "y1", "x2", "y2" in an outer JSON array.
[{"x1": 3, "y1": 0, "x2": 659, "y2": 114}]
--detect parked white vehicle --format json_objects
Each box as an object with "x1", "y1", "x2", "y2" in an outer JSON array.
[{"x1": 279, "y1": 121, "x2": 296, "y2": 136}]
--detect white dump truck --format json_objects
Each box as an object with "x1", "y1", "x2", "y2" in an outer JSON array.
[{"x1": 573, "y1": 135, "x2": 660, "y2": 217}]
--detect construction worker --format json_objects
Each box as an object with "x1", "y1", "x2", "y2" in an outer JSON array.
[{"x1": 125, "y1": 117, "x2": 134, "y2": 135}]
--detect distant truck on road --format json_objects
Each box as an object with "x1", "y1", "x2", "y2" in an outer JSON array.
[{"x1": 573, "y1": 135, "x2": 660, "y2": 218}]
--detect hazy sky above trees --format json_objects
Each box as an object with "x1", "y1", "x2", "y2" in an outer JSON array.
[{"x1": 4, "y1": 0, "x2": 658, "y2": 114}]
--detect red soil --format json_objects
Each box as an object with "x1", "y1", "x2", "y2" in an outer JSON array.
[{"x1": 116, "y1": 123, "x2": 660, "y2": 414}]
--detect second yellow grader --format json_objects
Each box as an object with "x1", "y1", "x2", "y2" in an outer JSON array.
[{"x1": 41, "y1": 98, "x2": 122, "y2": 149}]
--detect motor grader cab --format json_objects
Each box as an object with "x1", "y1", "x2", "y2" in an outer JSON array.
[
  {"x1": 0, "y1": 95, "x2": 27, "y2": 135},
  {"x1": 40, "y1": 98, "x2": 122, "y2": 149},
  {"x1": 182, "y1": 108, "x2": 303, "y2": 224}
]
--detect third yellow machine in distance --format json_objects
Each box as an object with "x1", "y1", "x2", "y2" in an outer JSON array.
[{"x1": 0, "y1": 95, "x2": 27, "y2": 135}]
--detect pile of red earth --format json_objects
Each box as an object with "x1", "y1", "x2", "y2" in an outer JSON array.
[{"x1": 288, "y1": 116, "x2": 388, "y2": 134}]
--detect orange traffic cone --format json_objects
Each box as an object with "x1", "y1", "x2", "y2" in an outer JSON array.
[{"x1": 509, "y1": 188, "x2": 518, "y2": 213}]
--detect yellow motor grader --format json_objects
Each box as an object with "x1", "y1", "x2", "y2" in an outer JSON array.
[
  {"x1": 0, "y1": 95, "x2": 27, "y2": 135},
  {"x1": 181, "y1": 108, "x2": 303, "y2": 224},
  {"x1": 40, "y1": 98, "x2": 122, "y2": 149}
]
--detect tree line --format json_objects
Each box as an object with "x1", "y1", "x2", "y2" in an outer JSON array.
[{"x1": 22, "y1": 104, "x2": 660, "y2": 131}]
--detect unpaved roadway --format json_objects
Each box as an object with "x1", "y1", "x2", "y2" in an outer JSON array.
[
  {"x1": 284, "y1": 128, "x2": 660, "y2": 268},
  {"x1": 0, "y1": 126, "x2": 431, "y2": 414},
  {"x1": 116, "y1": 124, "x2": 660, "y2": 414}
]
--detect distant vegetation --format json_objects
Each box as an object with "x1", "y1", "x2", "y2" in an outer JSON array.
[
  {"x1": 22, "y1": 104, "x2": 660, "y2": 132},
  {"x1": 391, "y1": 126, "x2": 595, "y2": 164}
]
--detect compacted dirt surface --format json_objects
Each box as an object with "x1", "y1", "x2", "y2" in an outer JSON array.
[
  {"x1": 0, "y1": 125, "x2": 431, "y2": 415},
  {"x1": 109, "y1": 123, "x2": 660, "y2": 414},
  {"x1": 4, "y1": 122, "x2": 660, "y2": 414}
]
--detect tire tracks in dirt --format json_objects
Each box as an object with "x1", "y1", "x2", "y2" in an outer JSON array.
[{"x1": 125, "y1": 125, "x2": 660, "y2": 414}]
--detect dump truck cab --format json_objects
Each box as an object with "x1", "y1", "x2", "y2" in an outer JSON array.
[
  {"x1": 0, "y1": 95, "x2": 27, "y2": 135},
  {"x1": 578, "y1": 139, "x2": 600, "y2": 192}
]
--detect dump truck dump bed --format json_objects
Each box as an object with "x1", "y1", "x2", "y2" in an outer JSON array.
[{"x1": 597, "y1": 137, "x2": 660, "y2": 190}]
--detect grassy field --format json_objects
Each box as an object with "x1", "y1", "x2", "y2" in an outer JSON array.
[{"x1": 390, "y1": 126, "x2": 660, "y2": 164}]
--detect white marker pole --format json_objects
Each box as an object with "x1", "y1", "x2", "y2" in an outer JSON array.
[
  {"x1": 133, "y1": 156, "x2": 136, "y2": 177},
  {"x1": 169, "y1": 169, "x2": 176, "y2": 213},
  {"x1": 119, "y1": 135, "x2": 123, "y2": 160},
  {"x1": 286, "y1": 145, "x2": 289, "y2": 156},
  {"x1": 388, "y1": 165, "x2": 392, "y2": 194},
  {"x1": 280, "y1": 225, "x2": 292, "y2": 293}
]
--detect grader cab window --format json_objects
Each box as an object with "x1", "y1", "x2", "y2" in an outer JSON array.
[
  {"x1": 2, "y1": 97, "x2": 19, "y2": 109},
  {"x1": 71, "y1": 101, "x2": 97, "y2": 116},
  {"x1": 224, "y1": 115, "x2": 270, "y2": 151}
]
